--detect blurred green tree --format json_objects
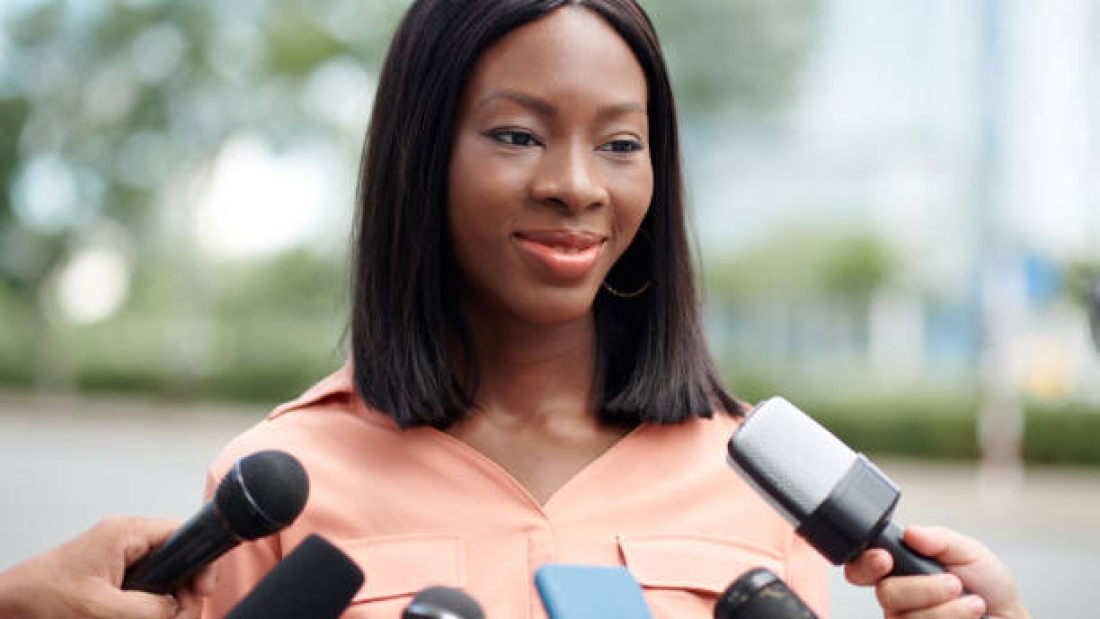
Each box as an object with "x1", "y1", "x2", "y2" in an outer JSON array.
[
  {"x1": 645, "y1": 0, "x2": 819, "y2": 120},
  {"x1": 706, "y1": 230, "x2": 897, "y2": 305}
]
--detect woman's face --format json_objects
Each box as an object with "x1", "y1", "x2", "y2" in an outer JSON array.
[{"x1": 447, "y1": 6, "x2": 653, "y2": 328}]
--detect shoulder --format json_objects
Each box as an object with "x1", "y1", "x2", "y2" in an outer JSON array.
[{"x1": 208, "y1": 361, "x2": 400, "y2": 479}]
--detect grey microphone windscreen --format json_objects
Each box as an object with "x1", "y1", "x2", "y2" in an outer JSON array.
[
  {"x1": 727, "y1": 397, "x2": 857, "y2": 523},
  {"x1": 726, "y1": 398, "x2": 946, "y2": 575}
]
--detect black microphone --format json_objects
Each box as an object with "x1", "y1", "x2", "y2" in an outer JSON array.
[
  {"x1": 225, "y1": 534, "x2": 364, "y2": 619},
  {"x1": 123, "y1": 450, "x2": 309, "y2": 594},
  {"x1": 726, "y1": 397, "x2": 944, "y2": 576},
  {"x1": 714, "y1": 568, "x2": 818, "y2": 619},
  {"x1": 402, "y1": 586, "x2": 486, "y2": 619}
]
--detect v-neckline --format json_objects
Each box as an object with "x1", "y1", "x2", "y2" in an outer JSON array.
[{"x1": 424, "y1": 422, "x2": 648, "y2": 511}]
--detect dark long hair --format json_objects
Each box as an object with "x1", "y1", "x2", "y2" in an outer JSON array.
[{"x1": 350, "y1": 0, "x2": 737, "y2": 429}]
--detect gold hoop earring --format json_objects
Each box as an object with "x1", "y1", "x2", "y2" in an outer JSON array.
[
  {"x1": 602, "y1": 279, "x2": 650, "y2": 298},
  {"x1": 602, "y1": 229, "x2": 651, "y2": 299}
]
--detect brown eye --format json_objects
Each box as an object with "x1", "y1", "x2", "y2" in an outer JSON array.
[
  {"x1": 598, "y1": 139, "x2": 644, "y2": 154},
  {"x1": 486, "y1": 129, "x2": 540, "y2": 147}
]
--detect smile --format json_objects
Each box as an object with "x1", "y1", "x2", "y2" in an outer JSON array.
[{"x1": 513, "y1": 230, "x2": 607, "y2": 280}]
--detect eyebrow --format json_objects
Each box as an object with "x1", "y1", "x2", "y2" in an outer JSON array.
[{"x1": 474, "y1": 88, "x2": 647, "y2": 119}]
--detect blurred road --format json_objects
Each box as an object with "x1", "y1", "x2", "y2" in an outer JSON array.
[{"x1": 1, "y1": 392, "x2": 1097, "y2": 616}]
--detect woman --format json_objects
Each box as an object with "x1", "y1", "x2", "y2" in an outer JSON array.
[{"x1": 201, "y1": 2, "x2": 1028, "y2": 618}]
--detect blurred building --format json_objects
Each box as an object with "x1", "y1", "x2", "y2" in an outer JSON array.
[{"x1": 692, "y1": 0, "x2": 1100, "y2": 405}]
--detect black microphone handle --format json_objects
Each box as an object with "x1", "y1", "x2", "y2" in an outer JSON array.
[
  {"x1": 122, "y1": 502, "x2": 238, "y2": 594},
  {"x1": 871, "y1": 521, "x2": 946, "y2": 576},
  {"x1": 871, "y1": 522, "x2": 991, "y2": 619}
]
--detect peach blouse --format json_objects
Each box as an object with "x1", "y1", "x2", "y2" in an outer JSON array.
[{"x1": 201, "y1": 363, "x2": 829, "y2": 618}]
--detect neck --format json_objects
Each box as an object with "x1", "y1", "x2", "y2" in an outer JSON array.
[{"x1": 458, "y1": 305, "x2": 599, "y2": 424}]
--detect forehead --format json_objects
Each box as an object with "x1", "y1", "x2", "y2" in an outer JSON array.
[{"x1": 462, "y1": 6, "x2": 648, "y2": 107}]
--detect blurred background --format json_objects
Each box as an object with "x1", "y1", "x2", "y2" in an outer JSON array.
[{"x1": 1, "y1": 0, "x2": 1098, "y2": 615}]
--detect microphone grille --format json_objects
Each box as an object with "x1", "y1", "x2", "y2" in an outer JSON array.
[
  {"x1": 727, "y1": 397, "x2": 856, "y2": 522},
  {"x1": 715, "y1": 568, "x2": 818, "y2": 619},
  {"x1": 403, "y1": 586, "x2": 485, "y2": 619},
  {"x1": 216, "y1": 450, "x2": 310, "y2": 540}
]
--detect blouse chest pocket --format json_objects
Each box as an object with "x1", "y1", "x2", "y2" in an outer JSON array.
[
  {"x1": 338, "y1": 534, "x2": 467, "y2": 618},
  {"x1": 617, "y1": 534, "x2": 786, "y2": 617}
]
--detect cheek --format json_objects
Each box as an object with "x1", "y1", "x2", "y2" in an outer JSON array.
[
  {"x1": 447, "y1": 136, "x2": 525, "y2": 224},
  {"x1": 613, "y1": 163, "x2": 654, "y2": 231},
  {"x1": 446, "y1": 161, "x2": 516, "y2": 285}
]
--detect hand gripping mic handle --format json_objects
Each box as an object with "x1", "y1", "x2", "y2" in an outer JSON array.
[
  {"x1": 871, "y1": 522, "x2": 988, "y2": 619},
  {"x1": 122, "y1": 502, "x2": 236, "y2": 594},
  {"x1": 871, "y1": 521, "x2": 945, "y2": 576}
]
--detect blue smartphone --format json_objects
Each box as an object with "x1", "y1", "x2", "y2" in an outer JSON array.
[{"x1": 534, "y1": 563, "x2": 652, "y2": 619}]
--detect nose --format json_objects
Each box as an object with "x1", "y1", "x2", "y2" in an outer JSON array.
[{"x1": 530, "y1": 141, "x2": 609, "y2": 213}]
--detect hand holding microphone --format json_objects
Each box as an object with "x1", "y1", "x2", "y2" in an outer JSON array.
[
  {"x1": 726, "y1": 397, "x2": 942, "y2": 575},
  {"x1": 845, "y1": 526, "x2": 1031, "y2": 619},
  {"x1": 0, "y1": 516, "x2": 216, "y2": 619},
  {"x1": 123, "y1": 450, "x2": 309, "y2": 594},
  {"x1": 727, "y1": 397, "x2": 1030, "y2": 619}
]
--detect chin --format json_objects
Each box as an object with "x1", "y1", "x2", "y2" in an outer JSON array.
[{"x1": 511, "y1": 286, "x2": 599, "y2": 327}]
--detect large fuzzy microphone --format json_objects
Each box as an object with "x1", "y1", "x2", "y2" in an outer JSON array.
[
  {"x1": 225, "y1": 534, "x2": 363, "y2": 619},
  {"x1": 402, "y1": 586, "x2": 485, "y2": 619},
  {"x1": 714, "y1": 568, "x2": 818, "y2": 619},
  {"x1": 726, "y1": 397, "x2": 944, "y2": 576},
  {"x1": 123, "y1": 450, "x2": 309, "y2": 593}
]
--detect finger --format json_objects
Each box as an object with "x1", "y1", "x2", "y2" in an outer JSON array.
[
  {"x1": 189, "y1": 563, "x2": 219, "y2": 597},
  {"x1": 845, "y1": 548, "x2": 894, "y2": 586},
  {"x1": 172, "y1": 562, "x2": 216, "y2": 619},
  {"x1": 876, "y1": 573, "x2": 963, "y2": 613},
  {"x1": 902, "y1": 526, "x2": 986, "y2": 568},
  {"x1": 173, "y1": 590, "x2": 205, "y2": 619},
  {"x1": 891, "y1": 594, "x2": 987, "y2": 619}
]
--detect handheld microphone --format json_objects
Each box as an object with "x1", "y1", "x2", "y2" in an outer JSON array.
[
  {"x1": 123, "y1": 450, "x2": 309, "y2": 594},
  {"x1": 714, "y1": 568, "x2": 818, "y2": 619},
  {"x1": 402, "y1": 586, "x2": 485, "y2": 619},
  {"x1": 534, "y1": 564, "x2": 652, "y2": 618},
  {"x1": 726, "y1": 397, "x2": 944, "y2": 576},
  {"x1": 225, "y1": 534, "x2": 363, "y2": 619}
]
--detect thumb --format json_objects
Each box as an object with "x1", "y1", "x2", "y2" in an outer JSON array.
[
  {"x1": 93, "y1": 586, "x2": 180, "y2": 619},
  {"x1": 118, "y1": 518, "x2": 182, "y2": 568}
]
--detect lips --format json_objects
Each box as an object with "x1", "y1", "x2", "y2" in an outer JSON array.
[
  {"x1": 513, "y1": 230, "x2": 607, "y2": 280},
  {"x1": 515, "y1": 230, "x2": 605, "y2": 250}
]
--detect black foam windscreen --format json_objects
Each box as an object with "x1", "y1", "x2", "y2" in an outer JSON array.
[
  {"x1": 217, "y1": 450, "x2": 309, "y2": 540},
  {"x1": 123, "y1": 450, "x2": 310, "y2": 594},
  {"x1": 225, "y1": 535, "x2": 364, "y2": 619}
]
